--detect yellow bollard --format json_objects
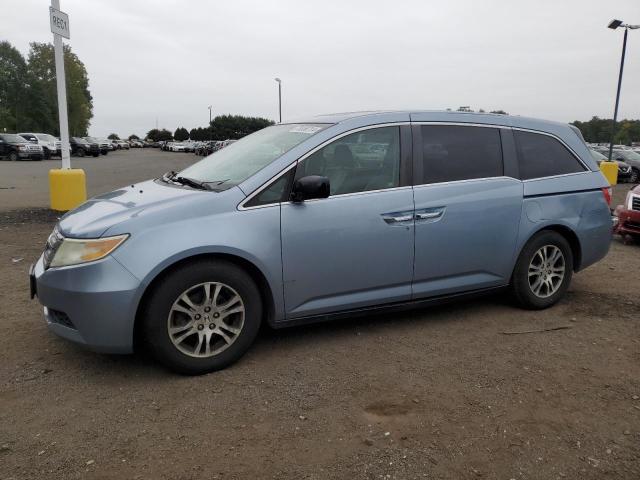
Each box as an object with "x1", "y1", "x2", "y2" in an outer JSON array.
[
  {"x1": 49, "y1": 169, "x2": 87, "y2": 211},
  {"x1": 599, "y1": 161, "x2": 618, "y2": 186}
]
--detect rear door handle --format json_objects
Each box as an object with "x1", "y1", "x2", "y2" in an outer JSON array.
[
  {"x1": 381, "y1": 210, "x2": 414, "y2": 224},
  {"x1": 415, "y1": 207, "x2": 445, "y2": 222},
  {"x1": 416, "y1": 211, "x2": 442, "y2": 220}
]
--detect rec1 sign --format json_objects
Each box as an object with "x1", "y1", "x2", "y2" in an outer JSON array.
[{"x1": 49, "y1": 6, "x2": 70, "y2": 39}]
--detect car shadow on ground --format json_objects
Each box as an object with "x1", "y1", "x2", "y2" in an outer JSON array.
[{"x1": 47, "y1": 291, "x2": 515, "y2": 379}]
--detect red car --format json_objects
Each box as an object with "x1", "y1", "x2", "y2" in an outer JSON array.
[{"x1": 614, "y1": 184, "x2": 640, "y2": 241}]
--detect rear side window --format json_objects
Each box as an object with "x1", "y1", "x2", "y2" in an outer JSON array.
[
  {"x1": 419, "y1": 125, "x2": 503, "y2": 184},
  {"x1": 514, "y1": 130, "x2": 586, "y2": 180}
]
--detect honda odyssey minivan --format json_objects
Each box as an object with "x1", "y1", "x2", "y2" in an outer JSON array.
[{"x1": 30, "y1": 111, "x2": 613, "y2": 374}]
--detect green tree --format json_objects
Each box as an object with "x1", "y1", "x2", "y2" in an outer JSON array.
[
  {"x1": 146, "y1": 128, "x2": 172, "y2": 141},
  {"x1": 128, "y1": 134, "x2": 140, "y2": 140},
  {"x1": 209, "y1": 114, "x2": 274, "y2": 140},
  {"x1": 174, "y1": 126, "x2": 189, "y2": 141},
  {"x1": 571, "y1": 116, "x2": 640, "y2": 145},
  {"x1": 25, "y1": 42, "x2": 93, "y2": 136},
  {"x1": 108, "y1": 133, "x2": 119, "y2": 140},
  {"x1": 0, "y1": 41, "x2": 28, "y2": 132}
]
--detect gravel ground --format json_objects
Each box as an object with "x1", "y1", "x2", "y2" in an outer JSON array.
[{"x1": 0, "y1": 152, "x2": 639, "y2": 479}]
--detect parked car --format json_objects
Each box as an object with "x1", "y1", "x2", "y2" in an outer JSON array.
[
  {"x1": 589, "y1": 148, "x2": 633, "y2": 182},
  {"x1": 169, "y1": 142, "x2": 187, "y2": 152},
  {"x1": 593, "y1": 147, "x2": 640, "y2": 183},
  {"x1": 70, "y1": 137, "x2": 100, "y2": 157},
  {"x1": 613, "y1": 184, "x2": 640, "y2": 241},
  {"x1": 130, "y1": 139, "x2": 144, "y2": 148},
  {"x1": 18, "y1": 132, "x2": 61, "y2": 159},
  {"x1": 84, "y1": 137, "x2": 109, "y2": 155},
  {"x1": 0, "y1": 133, "x2": 44, "y2": 161},
  {"x1": 30, "y1": 111, "x2": 613, "y2": 374}
]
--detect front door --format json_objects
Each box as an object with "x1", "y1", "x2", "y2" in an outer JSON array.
[{"x1": 281, "y1": 125, "x2": 415, "y2": 318}]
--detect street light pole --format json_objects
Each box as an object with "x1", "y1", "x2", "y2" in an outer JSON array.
[
  {"x1": 274, "y1": 78, "x2": 282, "y2": 123},
  {"x1": 208, "y1": 105, "x2": 212, "y2": 141},
  {"x1": 607, "y1": 19, "x2": 639, "y2": 161}
]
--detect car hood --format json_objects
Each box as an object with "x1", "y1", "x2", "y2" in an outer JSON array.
[{"x1": 58, "y1": 179, "x2": 209, "y2": 238}]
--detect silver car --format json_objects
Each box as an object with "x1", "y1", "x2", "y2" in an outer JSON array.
[{"x1": 31, "y1": 111, "x2": 612, "y2": 374}]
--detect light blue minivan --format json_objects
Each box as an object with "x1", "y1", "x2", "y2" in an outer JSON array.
[{"x1": 31, "y1": 111, "x2": 613, "y2": 374}]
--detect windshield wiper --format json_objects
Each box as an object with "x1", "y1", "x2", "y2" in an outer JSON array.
[
  {"x1": 172, "y1": 176, "x2": 213, "y2": 190},
  {"x1": 160, "y1": 171, "x2": 228, "y2": 191}
]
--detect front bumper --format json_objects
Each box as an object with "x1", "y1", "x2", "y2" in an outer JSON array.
[
  {"x1": 31, "y1": 254, "x2": 142, "y2": 353},
  {"x1": 18, "y1": 152, "x2": 43, "y2": 160},
  {"x1": 614, "y1": 207, "x2": 640, "y2": 236}
]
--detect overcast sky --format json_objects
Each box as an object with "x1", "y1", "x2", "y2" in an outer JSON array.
[{"x1": 4, "y1": 0, "x2": 640, "y2": 137}]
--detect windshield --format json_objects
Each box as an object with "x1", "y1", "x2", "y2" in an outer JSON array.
[
  {"x1": 177, "y1": 124, "x2": 328, "y2": 190},
  {"x1": 617, "y1": 150, "x2": 640, "y2": 162},
  {"x1": 36, "y1": 134, "x2": 57, "y2": 142},
  {"x1": 73, "y1": 137, "x2": 88, "y2": 144},
  {"x1": 0, "y1": 134, "x2": 27, "y2": 143}
]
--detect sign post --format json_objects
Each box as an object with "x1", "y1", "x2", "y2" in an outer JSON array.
[
  {"x1": 48, "y1": 0, "x2": 86, "y2": 211},
  {"x1": 50, "y1": 1, "x2": 70, "y2": 169}
]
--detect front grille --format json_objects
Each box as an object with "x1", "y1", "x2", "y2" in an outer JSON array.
[
  {"x1": 48, "y1": 309, "x2": 75, "y2": 329},
  {"x1": 43, "y1": 226, "x2": 63, "y2": 269},
  {"x1": 623, "y1": 221, "x2": 640, "y2": 230},
  {"x1": 27, "y1": 145, "x2": 42, "y2": 152},
  {"x1": 632, "y1": 196, "x2": 640, "y2": 211}
]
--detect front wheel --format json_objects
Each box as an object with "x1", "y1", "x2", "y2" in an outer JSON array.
[
  {"x1": 630, "y1": 168, "x2": 639, "y2": 184},
  {"x1": 142, "y1": 260, "x2": 262, "y2": 375},
  {"x1": 511, "y1": 230, "x2": 573, "y2": 310},
  {"x1": 77, "y1": 148, "x2": 85, "y2": 157},
  {"x1": 8, "y1": 151, "x2": 18, "y2": 162}
]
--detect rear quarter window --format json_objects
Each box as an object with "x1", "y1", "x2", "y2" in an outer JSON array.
[{"x1": 514, "y1": 130, "x2": 586, "y2": 180}]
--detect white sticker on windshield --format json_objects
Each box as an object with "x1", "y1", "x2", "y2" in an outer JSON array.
[{"x1": 289, "y1": 126, "x2": 322, "y2": 134}]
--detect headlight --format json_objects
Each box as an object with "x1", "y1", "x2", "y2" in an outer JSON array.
[{"x1": 49, "y1": 234, "x2": 129, "y2": 268}]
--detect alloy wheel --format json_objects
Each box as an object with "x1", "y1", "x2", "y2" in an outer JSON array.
[
  {"x1": 167, "y1": 282, "x2": 245, "y2": 358},
  {"x1": 528, "y1": 245, "x2": 565, "y2": 298}
]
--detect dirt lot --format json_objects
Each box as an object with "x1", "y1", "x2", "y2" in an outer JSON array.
[{"x1": 1, "y1": 151, "x2": 639, "y2": 479}]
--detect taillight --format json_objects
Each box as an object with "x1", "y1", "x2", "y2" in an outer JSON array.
[{"x1": 601, "y1": 187, "x2": 612, "y2": 206}]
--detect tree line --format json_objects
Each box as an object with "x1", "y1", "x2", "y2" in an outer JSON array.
[
  {"x1": 0, "y1": 40, "x2": 93, "y2": 136},
  {"x1": 571, "y1": 117, "x2": 640, "y2": 145},
  {"x1": 144, "y1": 114, "x2": 274, "y2": 142}
]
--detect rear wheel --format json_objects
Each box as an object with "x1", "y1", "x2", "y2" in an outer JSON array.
[
  {"x1": 511, "y1": 230, "x2": 573, "y2": 309},
  {"x1": 630, "y1": 168, "x2": 639, "y2": 184},
  {"x1": 142, "y1": 260, "x2": 262, "y2": 375},
  {"x1": 77, "y1": 148, "x2": 85, "y2": 157}
]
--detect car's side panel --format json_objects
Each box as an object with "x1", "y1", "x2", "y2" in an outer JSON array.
[
  {"x1": 519, "y1": 177, "x2": 612, "y2": 271},
  {"x1": 110, "y1": 197, "x2": 285, "y2": 340}
]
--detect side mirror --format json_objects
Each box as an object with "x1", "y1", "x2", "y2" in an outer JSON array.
[{"x1": 290, "y1": 175, "x2": 330, "y2": 202}]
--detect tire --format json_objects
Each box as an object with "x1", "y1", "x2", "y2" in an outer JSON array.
[
  {"x1": 77, "y1": 148, "x2": 85, "y2": 157},
  {"x1": 630, "y1": 168, "x2": 639, "y2": 184},
  {"x1": 43, "y1": 148, "x2": 51, "y2": 160},
  {"x1": 142, "y1": 260, "x2": 263, "y2": 375},
  {"x1": 8, "y1": 151, "x2": 18, "y2": 162},
  {"x1": 511, "y1": 230, "x2": 573, "y2": 310}
]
